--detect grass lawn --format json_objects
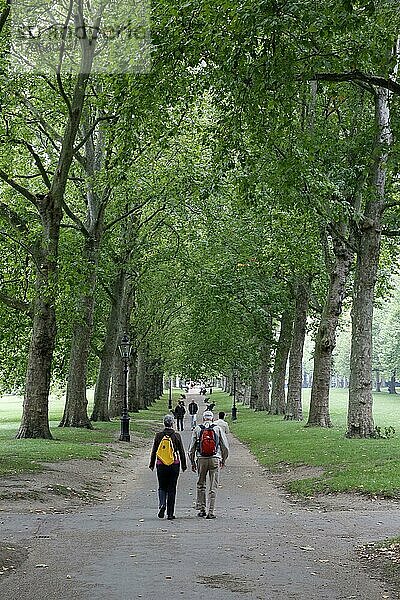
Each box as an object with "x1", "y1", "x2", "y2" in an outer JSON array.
[
  {"x1": 2, "y1": 387, "x2": 400, "y2": 499},
  {"x1": 212, "y1": 388, "x2": 400, "y2": 498},
  {"x1": 0, "y1": 389, "x2": 181, "y2": 476}
]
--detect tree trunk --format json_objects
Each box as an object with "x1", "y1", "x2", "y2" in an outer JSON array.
[
  {"x1": 91, "y1": 271, "x2": 126, "y2": 421},
  {"x1": 109, "y1": 281, "x2": 135, "y2": 418},
  {"x1": 270, "y1": 310, "x2": 293, "y2": 415},
  {"x1": 60, "y1": 240, "x2": 99, "y2": 428},
  {"x1": 255, "y1": 339, "x2": 271, "y2": 411},
  {"x1": 17, "y1": 200, "x2": 61, "y2": 439},
  {"x1": 16, "y1": 32, "x2": 98, "y2": 439},
  {"x1": 60, "y1": 114, "x2": 108, "y2": 428},
  {"x1": 388, "y1": 371, "x2": 396, "y2": 394},
  {"x1": 249, "y1": 374, "x2": 258, "y2": 409},
  {"x1": 285, "y1": 280, "x2": 310, "y2": 421},
  {"x1": 375, "y1": 370, "x2": 381, "y2": 392},
  {"x1": 135, "y1": 345, "x2": 148, "y2": 410},
  {"x1": 347, "y1": 88, "x2": 391, "y2": 438},
  {"x1": 307, "y1": 236, "x2": 353, "y2": 427},
  {"x1": 128, "y1": 351, "x2": 139, "y2": 411}
]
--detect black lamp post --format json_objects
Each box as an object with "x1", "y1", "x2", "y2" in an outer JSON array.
[
  {"x1": 231, "y1": 369, "x2": 237, "y2": 421},
  {"x1": 168, "y1": 375, "x2": 173, "y2": 410},
  {"x1": 118, "y1": 333, "x2": 132, "y2": 442}
]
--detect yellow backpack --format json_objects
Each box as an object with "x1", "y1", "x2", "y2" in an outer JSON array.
[{"x1": 156, "y1": 435, "x2": 175, "y2": 465}]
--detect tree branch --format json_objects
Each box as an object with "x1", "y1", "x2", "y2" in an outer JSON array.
[
  {"x1": 310, "y1": 70, "x2": 400, "y2": 95},
  {"x1": 0, "y1": 201, "x2": 30, "y2": 232},
  {"x1": 0, "y1": 290, "x2": 32, "y2": 315},
  {"x1": 25, "y1": 142, "x2": 51, "y2": 189},
  {"x1": 0, "y1": 0, "x2": 10, "y2": 35},
  {"x1": 382, "y1": 229, "x2": 400, "y2": 237},
  {"x1": 104, "y1": 199, "x2": 151, "y2": 232},
  {"x1": 0, "y1": 170, "x2": 38, "y2": 206},
  {"x1": 62, "y1": 200, "x2": 89, "y2": 236}
]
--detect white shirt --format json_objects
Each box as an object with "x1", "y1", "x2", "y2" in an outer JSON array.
[{"x1": 214, "y1": 418, "x2": 229, "y2": 436}]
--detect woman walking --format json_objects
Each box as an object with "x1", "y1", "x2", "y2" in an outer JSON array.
[{"x1": 149, "y1": 414, "x2": 187, "y2": 520}]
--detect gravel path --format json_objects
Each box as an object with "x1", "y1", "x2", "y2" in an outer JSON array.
[{"x1": 1, "y1": 412, "x2": 400, "y2": 599}]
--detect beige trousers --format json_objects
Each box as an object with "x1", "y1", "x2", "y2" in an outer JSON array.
[{"x1": 196, "y1": 457, "x2": 220, "y2": 515}]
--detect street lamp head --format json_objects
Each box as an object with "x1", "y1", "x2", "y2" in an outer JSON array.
[{"x1": 118, "y1": 333, "x2": 132, "y2": 359}]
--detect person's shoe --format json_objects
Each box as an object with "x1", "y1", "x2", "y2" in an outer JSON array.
[
  {"x1": 158, "y1": 507, "x2": 165, "y2": 518},
  {"x1": 167, "y1": 515, "x2": 175, "y2": 520},
  {"x1": 206, "y1": 513, "x2": 216, "y2": 519},
  {"x1": 197, "y1": 510, "x2": 206, "y2": 517}
]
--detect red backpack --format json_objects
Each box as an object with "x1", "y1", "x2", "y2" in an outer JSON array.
[{"x1": 199, "y1": 424, "x2": 219, "y2": 456}]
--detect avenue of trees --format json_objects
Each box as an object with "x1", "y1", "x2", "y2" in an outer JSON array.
[{"x1": 1, "y1": 0, "x2": 400, "y2": 439}]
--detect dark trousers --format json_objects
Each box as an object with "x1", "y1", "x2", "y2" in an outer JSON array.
[
  {"x1": 176, "y1": 416, "x2": 184, "y2": 431},
  {"x1": 156, "y1": 463, "x2": 180, "y2": 517}
]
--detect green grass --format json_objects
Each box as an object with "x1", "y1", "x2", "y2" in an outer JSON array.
[
  {"x1": 211, "y1": 388, "x2": 400, "y2": 498},
  {"x1": 0, "y1": 389, "x2": 183, "y2": 476},
  {"x1": 3, "y1": 387, "x2": 400, "y2": 498}
]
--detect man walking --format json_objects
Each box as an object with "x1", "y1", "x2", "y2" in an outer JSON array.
[
  {"x1": 174, "y1": 400, "x2": 186, "y2": 431},
  {"x1": 214, "y1": 411, "x2": 230, "y2": 436},
  {"x1": 188, "y1": 411, "x2": 229, "y2": 519},
  {"x1": 188, "y1": 398, "x2": 199, "y2": 429}
]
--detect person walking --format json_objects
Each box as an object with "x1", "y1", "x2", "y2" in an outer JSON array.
[
  {"x1": 149, "y1": 414, "x2": 187, "y2": 520},
  {"x1": 188, "y1": 410, "x2": 229, "y2": 519},
  {"x1": 188, "y1": 398, "x2": 199, "y2": 429},
  {"x1": 174, "y1": 400, "x2": 186, "y2": 431},
  {"x1": 214, "y1": 411, "x2": 230, "y2": 436}
]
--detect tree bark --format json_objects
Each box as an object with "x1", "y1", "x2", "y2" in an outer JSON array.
[
  {"x1": 135, "y1": 344, "x2": 148, "y2": 410},
  {"x1": 59, "y1": 240, "x2": 99, "y2": 428},
  {"x1": 270, "y1": 310, "x2": 293, "y2": 415},
  {"x1": 17, "y1": 200, "x2": 61, "y2": 439},
  {"x1": 128, "y1": 351, "x2": 139, "y2": 412},
  {"x1": 347, "y1": 88, "x2": 391, "y2": 438},
  {"x1": 285, "y1": 280, "x2": 310, "y2": 421},
  {"x1": 91, "y1": 271, "x2": 126, "y2": 421},
  {"x1": 307, "y1": 235, "x2": 353, "y2": 427},
  {"x1": 388, "y1": 371, "x2": 396, "y2": 394},
  {"x1": 255, "y1": 339, "x2": 272, "y2": 411}
]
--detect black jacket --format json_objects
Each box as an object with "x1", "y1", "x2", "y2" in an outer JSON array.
[
  {"x1": 149, "y1": 428, "x2": 187, "y2": 471},
  {"x1": 188, "y1": 401, "x2": 198, "y2": 415}
]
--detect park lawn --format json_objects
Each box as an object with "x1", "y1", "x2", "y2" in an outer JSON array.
[
  {"x1": 0, "y1": 389, "x2": 181, "y2": 476},
  {"x1": 212, "y1": 388, "x2": 400, "y2": 498},
  {"x1": 3, "y1": 386, "x2": 400, "y2": 498}
]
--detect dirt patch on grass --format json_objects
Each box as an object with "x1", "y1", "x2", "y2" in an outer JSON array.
[
  {"x1": 0, "y1": 441, "x2": 144, "y2": 516},
  {"x1": 268, "y1": 463, "x2": 325, "y2": 483}
]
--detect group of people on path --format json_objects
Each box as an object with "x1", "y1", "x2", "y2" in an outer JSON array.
[
  {"x1": 173, "y1": 395, "x2": 217, "y2": 431},
  {"x1": 149, "y1": 409, "x2": 229, "y2": 520}
]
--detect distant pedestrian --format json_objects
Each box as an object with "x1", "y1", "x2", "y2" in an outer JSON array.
[
  {"x1": 214, "y1": 411, "x2": 230, "y2": 436},
  {"x1": 188, "y1": 399, "x2": 199, "y2": 429},
  {"x1": 149, "y1": 414, "x2": 187, "y2": 520},
  {"x1": 174, "y1": 401, "x2": 186, "y2": 431},
  {"x1": 188, "y1": 411, "x2": 229, "y2": 519},
  {"x1": 206, "y1": 401, "x2": 215, "y2": 411}
]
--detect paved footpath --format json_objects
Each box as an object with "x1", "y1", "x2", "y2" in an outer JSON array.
[{"x1": 1, "y1": 407, "x2": 400, "y2": 599}]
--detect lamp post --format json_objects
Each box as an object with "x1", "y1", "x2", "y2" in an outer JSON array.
[
  {"x1": 231, "y1": 369, "x2": 237, "y2": 421},
  {"x1": 118, "y1": 333, "x2": 132, "y2": 442},
  {"x1": 168, "y1": 375, "x2": 173, "y2": 411}
]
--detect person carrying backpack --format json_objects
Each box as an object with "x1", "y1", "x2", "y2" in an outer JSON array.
[
  {"x1": 188, "y1": 399, "x2": 199, "y2": 429},
  {"x1": 188, "y1": 410, "x2": 229, "y2": 519},
  {"x1": 149, "y1": 414, "x2": 187, "y2": 520}
]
